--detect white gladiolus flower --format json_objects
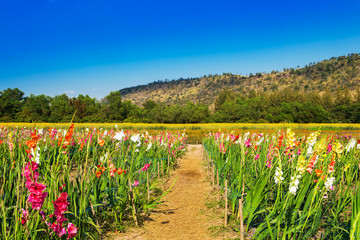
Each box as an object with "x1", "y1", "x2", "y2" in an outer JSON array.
[
  {"x1": 31, "y1": 146, "x2": 40, "y2": 164},
  {"x1": 307, "y1": 132, "x2": 319, "y2": 146},
  {"x1": 274, "y1": 166, "x2": 284, "y2": 184},
  {"x1": 345, "y1": 138, "x2": 356, "y2": 152},
  {"x1": 325, "y1": 177, "x2": 335, "y2": 191},
  {"x1": 131, "y1": 134, "x2": 141, "y2": 143},
  {"x1": 146, "y1": 142, "x2": 152, "y2": 151},
  {"x1": 289, "y1": 175, "x2": 301, "y2": 195},
  {"x1": 100, "y1": 152, "x2": 109, "y2": 163},
  {"x1": 114, "y1": 130, "x2": 125, "y2": 141},
  {"x1": 307, "y1": 145, "x2": 313, "y2": 157}
]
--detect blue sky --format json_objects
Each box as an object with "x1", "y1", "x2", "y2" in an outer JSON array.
[{"x1": 1, "y1": 0, "x2": 360, "y2": 100}]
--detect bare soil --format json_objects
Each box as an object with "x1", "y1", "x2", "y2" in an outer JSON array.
[{"x1": 108, "y1": 144, "x2": 237, "y2": 240}]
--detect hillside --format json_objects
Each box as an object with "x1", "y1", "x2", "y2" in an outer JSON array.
[{"x1": 120, "y1": 53, "x2": 360, "y2": 108}]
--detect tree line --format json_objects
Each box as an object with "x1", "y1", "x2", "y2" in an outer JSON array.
[{"x1": 0, "y1": 87, "x2": 360, "y2": 123}]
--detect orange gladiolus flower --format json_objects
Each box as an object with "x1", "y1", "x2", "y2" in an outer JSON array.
[
  {"x1": 0, "y1": 140, "x2": 3, "y2": 145},
  {"x1": 315, "y1": 169, "x2": 323, "y2": 177},
  {"x1": 58, "y1": 137, "x2": 63, "y2": 147},
  {"x1": 96, "y1": 171, "x2": 102, "y2": 178},
  {"x1": 65, "y1": 124, "x2": 75, "y2": 142},
  {"x1": 98, "y1": 138, "x2": 105, "y2": 147},
  {"x1": 26, "y1": 140, "x2": 37, "y2": 149},
  {"x1": 31, "y1": 131, "x2": 39, "y2": 141}
]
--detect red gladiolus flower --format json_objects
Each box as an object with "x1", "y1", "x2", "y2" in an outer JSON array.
[
  {"x1": 20, "y1": 208, "x2": 28, "y2": 225},
  {"x1": 328, "y1": 160, "x2": 336, "y2": 173},
  {"x1": 96, "y1": 171, "x2": 102, "y2": 178},
  {"x1": 307, "y1": 155, "x2": 318, "y2": 174}
]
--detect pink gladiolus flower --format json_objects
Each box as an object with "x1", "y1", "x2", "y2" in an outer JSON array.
[
  {"x1": 27, "y1": 182, "x2": 46, "y2": 195},
  {"x1": 132, "y1": 180, "x2": 139, "y2": 186},
  {"x1": 52, "y1": 223, "x2": 67, "y2": 237},
  {"x1": 141, "y1": 163, "x2": 151, "y2": 172},
  {"x1": 297, "y1": 148, "x2": 301, "y2": 155},
  {"x1": 245, "y1": 138, "x2": 252, "y2": 148},
  {"x1": 327, "y1": 144, "x2": 332, "y2": 153},
  {"x1": 67, "y1": 223, "x2": 78, "y2": 239},
  {"x1": 28, "y1": 192, "x2": 48, "y2": 210},
  {"x1": 255, "y1": 154, "x2": 260, "y2": 160},
  {"x1": 23, "y1": 161, "x2": 48, "y2": 211},
  {"x1": 52, "y1": 192, "x2": 70, "y2": 218}
]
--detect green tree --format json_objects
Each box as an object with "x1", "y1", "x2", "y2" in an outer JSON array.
[{"x1": 0, "y1": 88, "x2": 25, "y2": 121}]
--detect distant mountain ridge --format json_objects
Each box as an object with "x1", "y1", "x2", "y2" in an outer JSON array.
[{"x1": 120, "y1": 53, "x2": 360, "y2": 108}]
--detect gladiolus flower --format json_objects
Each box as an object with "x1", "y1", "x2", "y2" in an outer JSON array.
[
  {"x1": 328, "y1": 160, "x2": 335, "y2": 173},
  {"x1": 26, "y1": 140, "x2": 37, "y2": 149},
  {"x1": 141, "y1": 163, "x2": 151, "y2": 172},
  {"x1": 67, "y1": 223, "x2": 78, "y2": 239},
  {"x1": 315, "y1": 169, "x2": 323, "y2": 177},
  {"x1": 98, "y1": 138, "x2": 105, "y2": 147},
  {"x1": 31, "y1": 131, "x2": 40, "y2": 141},
  {"x1": 20, "y1": 208, "x2": 28, "y2": 225},
  {"x1": 132, "y1": 180, "x2": 139, "y2": 186},
  {"x1": 96, "y1": 171, "x2": 102, "y2": 178}
]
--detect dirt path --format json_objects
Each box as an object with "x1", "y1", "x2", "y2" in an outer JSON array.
[{"x1": 112, "y1": 144, "x2": 214, "y2": 240}]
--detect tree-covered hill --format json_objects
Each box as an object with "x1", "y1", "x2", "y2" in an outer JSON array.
[{"x1": 120, "y1": 53, "x2": 360, "y2": 109}]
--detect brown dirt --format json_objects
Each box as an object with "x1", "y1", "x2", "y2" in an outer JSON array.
[{"x1": 108, "y1": 144, "x2": 227, "y2": 240}]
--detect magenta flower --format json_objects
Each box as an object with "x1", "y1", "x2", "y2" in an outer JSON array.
[
  {"x1": 141, "y1": 163, "x2": 151, "y2": 172},
  {"x1": 28, "y1": 192, "x2": 48, "y2": 210},
  {"x1": 67, "y1": 222, "x2": 78, "y2": 239},
  {"x1": 23, "y1": 161, "x2": 48, "y2": 211},
  {"x1": 245, "y1": 138, "x2": 252, "y2": 148},
  {"x1": 52, "y1": 192, "x2": 70, "y2": 218},
  {"x1": 50, "y1": 192, "x2": 75, "y2": 238},
  {"x1": 132, "y1": 180, "x2": 139, "y2": 187},
  {"x1": 51, "y1": 223, "x2": 67, "y2": 237},
  {"x1": 255, "y1": 154, "x2": 260, "y2": 160},
  {"x1": 327, "y1": 144, "x2": 332, "y2": 154},
  {"x1": 27, "y1": 182, "x2": 46, "y2": 195}
]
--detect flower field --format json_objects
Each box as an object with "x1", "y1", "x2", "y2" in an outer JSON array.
[
  {"x1": 0, "y1": 124, "x2": 186, "y2": 239},
  {"x1": 203, "y1": 129, "x2": 360, "y2": 239}
]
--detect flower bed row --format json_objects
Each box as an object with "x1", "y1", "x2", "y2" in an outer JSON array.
[
  {"x1": 0, "y1": 125, "x2": 186, "y2": 239},
  {"x1": 203, "y1": 129, "x2": 360, "y2": 239}
]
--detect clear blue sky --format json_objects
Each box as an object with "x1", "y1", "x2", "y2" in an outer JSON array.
[{"x1": 1, "y1": 0, "x2": 360, "y2": 100}]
